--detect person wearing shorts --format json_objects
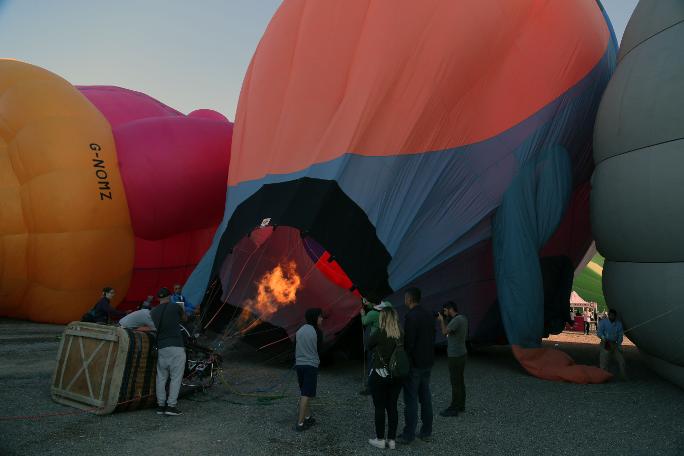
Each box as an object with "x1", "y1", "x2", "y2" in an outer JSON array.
[{"x1": 294, "y1": 308, "x2": 323, "y2": 432}]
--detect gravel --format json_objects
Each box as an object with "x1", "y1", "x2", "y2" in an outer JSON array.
[{"x1": 1, "y1": 318, "x2": 682, "y2": 456}]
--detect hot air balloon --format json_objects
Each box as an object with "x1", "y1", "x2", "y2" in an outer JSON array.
[
  {"x1": 183, "y1": 0, "x2": 617, "y2": 383},
  {"x1": 0, "y1": 60, "x2": 231, "y2": 323},
  {"x1": 592, "y1": 0, "x2": 684, "y2": 388}
]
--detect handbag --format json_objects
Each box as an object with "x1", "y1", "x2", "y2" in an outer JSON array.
[
  {"x1": 388, "y1": 339, "x2": 410, "y2": 379},
  {"x1": 81, "y1": 308, "x2": 98, "y2": 323},
  {"x1": 378, "y1": 337, "x2": 410, "y2": 379}
]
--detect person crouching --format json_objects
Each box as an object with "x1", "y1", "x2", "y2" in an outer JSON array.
[
  {"x1": 119, "y1": 307, "x2": 156, "y2": 333},
  {"x1": 367, "y1": 305, "x2": 403, "y2": 450},
  {"x1": 294, "y1": 308, "x2": 323, "y2": 432}
]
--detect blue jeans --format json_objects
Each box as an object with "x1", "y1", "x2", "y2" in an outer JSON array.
[{"x1": 401, "y1": 367, "x2": 433, "y2": 439}]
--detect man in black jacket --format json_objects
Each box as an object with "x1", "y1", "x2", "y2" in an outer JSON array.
[
  {"x1": 151, "y1": 287, "x2": 186, "y2": 416},
  {"x1": 398, "y1": 287, "x2": 435, "y2": 444}
]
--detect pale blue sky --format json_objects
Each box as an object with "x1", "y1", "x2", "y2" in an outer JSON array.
[{"x1": 0, "y1": 0, "x2": 638, "y2": 120}]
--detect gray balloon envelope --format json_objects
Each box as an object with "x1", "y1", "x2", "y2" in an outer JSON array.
[{"x1": 592, "y1": 0, "x2": 684, "y2": 388}]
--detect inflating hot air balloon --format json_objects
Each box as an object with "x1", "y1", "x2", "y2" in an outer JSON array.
[
  {"x1": 0, "y1": 60, "x2": 231, "y2": 323},
  {"x1": 592, "y1": 0, "x2": 684, "y2": 388},
  {"x1": 184, "y1": 0, "x2": 617, "y2": 383}
]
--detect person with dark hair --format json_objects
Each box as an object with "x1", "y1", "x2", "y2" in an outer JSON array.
[
  {"x1": 138, "y1": 295, "x2": 154, "y2": 310},
  {"x1": 294, "y1": 307, "x2": 323, "y2": 432},
  {"x1": 90, "y1": 287, "x2": 126, "y2": 324},
  {"x1": 367, "y1": 306, "x2": 402, "y2": 450},
  {"x1": 597, "y1": 308, "x2": 627, "y2": 379},
  {"x1": 437, "y1": 301, "x2": 468, "y2": 417},
  {"x1": 151, "y1": 287, "x2": 187, "y2": 416},
  {"x1": 398, "y1": 286, "x2": 435, "y2": 444}
]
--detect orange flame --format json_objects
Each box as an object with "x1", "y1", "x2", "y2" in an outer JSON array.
[{"x1": 241, "y1": 261, "x2": 301, "y2": 328}]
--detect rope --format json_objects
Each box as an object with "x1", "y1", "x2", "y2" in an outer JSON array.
[
  {"x1": 216, "y1": 368, "x2": 289, "y2": 399},
  {"x1": 223, "y1": 235, "x2": 275, "y2": 335},
  {"x1": 624, "y1": 303, "x2": 684, "y2": 334},
  {"x1": 257, "y1": 335, "x2": 291, "y2": 351},
  {"x1": 203, "y1": 246, "x2": 260, "y2": 329}
]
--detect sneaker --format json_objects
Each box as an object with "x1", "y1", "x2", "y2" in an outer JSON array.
[
  {"x1": 294, "y1": 422, "x2": 310, "y2": 432},
  {"x1": 368, "y1": 438, "x2": 386, "y2": 449},
  {"x1": 418, "y1": 434, "x2": 432, "y2": 442},
  {"x1": 304, "y1": 416, "x2": 316, "y2": 426},
  {"x1": 164, "y1": 406, "x2": 183, "y2": 416},
  {"x1": 387, "y1": 440, "x2": 396, "y2": 450},
  {"x1": 440, "y1": 408, "x2": 459, "y2": 417},
  {"x1": 397, "y1": 435, "x2": 414, "y2": 445},
  {"x1": 156, "y1": 406, "x2": 166, "y2": 415}
]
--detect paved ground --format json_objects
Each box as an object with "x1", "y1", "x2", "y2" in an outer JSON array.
[{"x1": 1, "y1": 319, "x2": 682, "y2": 456}]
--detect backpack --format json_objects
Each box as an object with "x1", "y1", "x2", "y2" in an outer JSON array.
[
  {"x1": 81, "y1": 308, "x2": 97, "y2": 323},
  {"x1": 388, "y1": 340, "x2": 410, "y2": 379}
]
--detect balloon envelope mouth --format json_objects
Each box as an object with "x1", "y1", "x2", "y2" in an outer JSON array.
[
  {"x1": 206, "y1": 177, "x2": 392, "y2": 302},
  {"x1": 201, "y1": 226, "x2": 361, "y2": 345}
]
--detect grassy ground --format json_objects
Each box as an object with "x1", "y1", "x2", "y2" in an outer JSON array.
[
  {"x1": 573, "y1": 253, "x2": 607, "y2": 311},
  {"x1": 1, "y1": 319, "x2": 683, "y2": 456}
]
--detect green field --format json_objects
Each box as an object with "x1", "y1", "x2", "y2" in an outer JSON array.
[
  {"x1": 572, "y1": 253, "x2": 607, "y2": 311},
  {"x1": 592, "y1": 253, "x2": 605, "y2": 267}
]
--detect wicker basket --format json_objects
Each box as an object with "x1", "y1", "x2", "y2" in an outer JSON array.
[{"x1": 51, "y1": 322, "x2": 157, "y2": 415}]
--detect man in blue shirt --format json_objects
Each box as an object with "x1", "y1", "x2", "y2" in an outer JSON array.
[
  {"x1": 171, "y1": 284, "x2": 195, "y2": 315},
  {"x1": 597, "y1": 309, "x2": 627, "y2": 379}
]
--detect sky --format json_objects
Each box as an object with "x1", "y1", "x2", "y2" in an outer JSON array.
[{"x1": 0, "y1": 0, "x2": 638, "y2": 120}]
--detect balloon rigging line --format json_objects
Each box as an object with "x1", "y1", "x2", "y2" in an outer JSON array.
[
  {"x1": 206, "y1": 229, "x2": 279, "y2": 331},
  {"x1": 203, "y1": 245, "x2": 260, "y2": 329},
  {"x1": 623, "y1": 303, "x2": 684, "y2": 334},
  {"x1": 223, "y1": 235, "x2": 276, "y2": 336},
  {"x1": 257, "y1": 335, "x2": 291, "y2": 351}
]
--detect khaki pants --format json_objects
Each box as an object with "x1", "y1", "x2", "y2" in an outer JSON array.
[
  {"x1": 156, "y1": 346, "x2": 186, "y2": 407},
  {"x1": 600, "y1": 346, "x2": 626, "y2": 378}
]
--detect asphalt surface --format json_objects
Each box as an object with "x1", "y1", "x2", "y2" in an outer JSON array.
[{"x1": 1, "y1": 319, "x2": 682, "y2": 456}]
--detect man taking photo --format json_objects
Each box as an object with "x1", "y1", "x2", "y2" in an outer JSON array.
[{"x1": 437, "y1": 301, "x2": 468, "y2": 417}]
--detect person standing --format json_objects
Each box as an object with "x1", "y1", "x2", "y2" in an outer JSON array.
[
  {"x1": 367, "y1": 307, "x2": 403, "y2": 450},
  {"x1": 359, "y1": 299, "x2": 385, "y2": 395},
  {"x1": 151, "y1": 287, "x2": 186, "y2": 416},
  {"x1": 171, "y1": 284, "x2": 195, "y2": 315},
  {"x1": 569, "y1": 308, "x2": 576, "y2": 330},
  {"x1": 437, "y1": 301, "x2": 468, "y2": 417},
  {"x1": 398, "y1": 287, "x2": 435, "y2": 444},
  {"x1": 583, "y1": 308, "x2": 592, "y2": 335},
  {"x1": 294, "y1": 308, "x2": 323, "y2": 432},
  {"x1": 597, "y1": 309, "x2": 627, "y2": 379}
]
